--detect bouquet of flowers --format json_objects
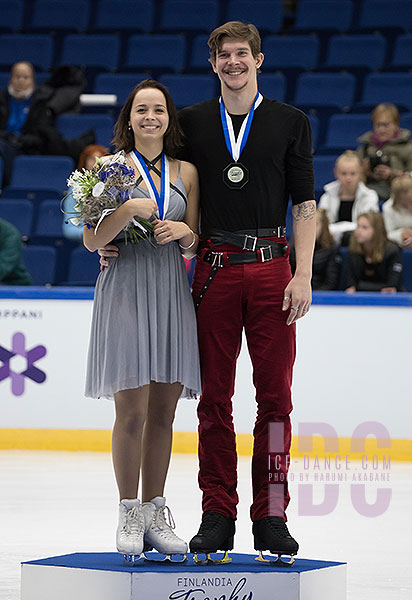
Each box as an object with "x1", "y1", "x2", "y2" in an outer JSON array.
[{"x1": 63, "y1": 150, "x2": 153, "y2": 244}]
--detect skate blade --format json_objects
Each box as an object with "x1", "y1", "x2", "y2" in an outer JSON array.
[
  {"x1": 194, "y1": 551, "x2": 232, "y2": 566},
  {"x1": 122, "y1": 553, "x2": 145, "y2": 564},
  {"x1": 255, "y1": 550, "x2": 295, "y2": 567},
  {"x1": 144, "y1": 552, "x2": 187, "y2": 563}
]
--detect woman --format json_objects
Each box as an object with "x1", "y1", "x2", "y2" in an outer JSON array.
[
  {"x1": 383, "y1": 175, "x2": 412, "y2": 248},
  {"x1": 290, "y1": 207, "x2": 341, "y2": 290},
  {"x1": 83, "y1": 80, "x2": 201, "y2": 560},
  {"x1": 345, "y1": 212, "x2": 402, "y2": 293},
  {"x1": 319, "y1": 150, "x2": 379, "y2": 245},
  {"x1": 357, "y1": 103, "x2": 412, "y2": 203}
]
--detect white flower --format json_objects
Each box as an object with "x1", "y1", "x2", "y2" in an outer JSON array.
[
  {"x1": 67, "y1": 170, "x2": 82, "y2": 187},
  {"x1": 111, "y1": 150, "x2": 125, "y2": 164},
  {"x1": 92, "y1": 181, "x2": 105, "y2": 197}
]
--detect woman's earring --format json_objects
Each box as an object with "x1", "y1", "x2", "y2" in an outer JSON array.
[{"x1": 128, "y1": 124, "x2": 132, "y2": 131}]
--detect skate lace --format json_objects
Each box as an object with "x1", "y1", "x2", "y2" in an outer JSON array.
[
  {"x1": 267, "y1": 518, "x2": 291, "y2": 537},
  {"x1": 198, "y1": 512, "x2": 225, "y2": 535},
  {"x1": 153, "y1": 505, "x2": 176, "y2": 532},
  {"x1": 124, "y1": 507, "x2": 143, "y2": 535}
]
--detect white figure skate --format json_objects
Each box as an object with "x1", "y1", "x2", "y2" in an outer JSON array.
[
  {"x1": 116, "y1": 498, "x2": 145, "y2": 563},
  {"x1": 142, "y1": 496, "x2": 188, "y2": 562}
]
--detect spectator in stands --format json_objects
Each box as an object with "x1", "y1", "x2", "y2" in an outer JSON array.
[
  {"x1": 383, "y1": 175, "x2": 412, "y2": 248},
  {"x1": 62, "y1": 144, "x2": 108, "y2": 241},
  {"x1": 0, "y1": 61, "x2": 94, "y2": 187},
  {"x1": 345, "y1": 212, "x2": 402, "y2": 293},
  {"x1": 0, "y1": 218, "x2": 31, "y2": 285},
  {"x1": 357, "y1": 103, "x2": 412, "y2": 203},
  {"x1": 290, "y1": 207, "x2": 341, "y2": 290},
  {"x1": 319, "y1": 150, "x2": 379, "y2": 245}
]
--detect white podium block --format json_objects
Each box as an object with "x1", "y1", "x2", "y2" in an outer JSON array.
[{"x1": 21, "y1": 552, "x2": 346, "y2": 600}]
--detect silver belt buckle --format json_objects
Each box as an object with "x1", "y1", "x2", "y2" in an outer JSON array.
[
  {"x1": 243, "y1": 234, "x2": 257, "y2": 251},
  {"x1": 260, "y1": 246, "x2": 273, "y2": 262},
  {"x1": 211, "y1": 252, "x2": 224, "y2": 267}
]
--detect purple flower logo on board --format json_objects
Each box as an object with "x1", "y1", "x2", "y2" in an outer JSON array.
[{"x1": 0, "y1": 332, "x2": 47, "y2": 396}]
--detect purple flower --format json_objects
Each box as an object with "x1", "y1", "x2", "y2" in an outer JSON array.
[
  {"x1": 86, "y1": 223, "x2": 92, "y2": 229},
  {"x1": 100, "y1": 170, "x2": 109, "y2": 183}
]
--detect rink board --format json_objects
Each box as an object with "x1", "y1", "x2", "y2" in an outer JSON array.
[{"x1": 21, "y1": 552, "x2": 346, "y2": 600}]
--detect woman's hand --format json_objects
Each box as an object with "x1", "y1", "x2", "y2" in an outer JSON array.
[
  {"x1": 373, "y1": 164, "x2": 392, "y2": 180},
  {"x1": 345, "y1": 286, "x2": 356, "y2": 294},
  {"x1": 152, "y1": 219, "x2": 190, "y2": 245},
  {"x1": 401, "y1": 228, "x2": 412, "y2": 247},
  {"x1": 127, "y1": 197, "x2": 158, "y2": 220}
]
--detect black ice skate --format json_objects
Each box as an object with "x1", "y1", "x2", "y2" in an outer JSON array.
[
  {"x1": 190, "y1": 512, "x2": 235, "y2": 565},
  {"x1": 253, "y1": 517, "x2": 299, "y2": 567}
]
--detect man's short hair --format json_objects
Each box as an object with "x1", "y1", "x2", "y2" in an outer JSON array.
[{"x1": 208, "y1": 21, "x2": 261, "y2": 64}]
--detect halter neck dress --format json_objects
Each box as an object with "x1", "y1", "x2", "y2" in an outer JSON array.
[{"x1": 84, "y1": 162, "x2": 201, "y2": 399}]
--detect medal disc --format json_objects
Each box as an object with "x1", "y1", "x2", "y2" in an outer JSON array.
[{"x1": 223, "y1": 163, "x2": 249, "y2": 189}]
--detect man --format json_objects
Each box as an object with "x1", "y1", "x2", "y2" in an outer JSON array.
[
  {"x1": 100, "y1": 21, "x2": 315, "y2": 563},
  {"x1": 178, "y1": 22, "x2": 315, "y2": 563}
]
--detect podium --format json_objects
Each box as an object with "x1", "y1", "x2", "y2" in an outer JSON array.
[{"x1": 21, "y1": 552, "x2": 346, "y2": 599}]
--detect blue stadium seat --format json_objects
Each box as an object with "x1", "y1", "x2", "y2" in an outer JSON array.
[
  {"x1": 313, "y1": 155, "x2": 337, "y2": 195},
  {"x1": 263, "y1": 35, "x2": 320, "y2": 70},
  {"x1": 22, "y1": 246, "x2": 57, "y2": 285},
  {"x1": 92, "y1": 0, "x2": 153, "y2": 32},
  {"x1": 0, "y1": 35, "x2": 53, "y2": 70},
  {"x1": 159, "y1": 74, "x2": 217, "y2": 108},
  {"x1": 225, "y1": 1, "x2": 283, "y2": 33},
  {"x1": 0, "y1": 0, "x2": 24, "y2": 32},
  {"x1": 57, "y1": 114, "x2": 114, "y2": 149},
  {"x1": 159, "y1": 1, "x2": 219, "y2": 32},
  {"x1": 8, "y1": 156, "x2": 74, "y2": 194},
  {"x1": 390, "y1": 34, "x2": 412, "y2": 69},
  {"x1": 67, "y1": 246, "x2": 99, "y2": 285},
  {"x1": 360, "y1": 73, "x2": 412, "y2": 110},
  {"x1": 258, "y1": 73, "x2": 286, "y2": 103},
  {"x1": 189, "y1": 35, "x2": 211, "y2": 70},
  {"x1": 308, "y1": 114, "x2": 320, "y2": 150},
  {"x1": 294, "y1": 1, "x2": 354, "y2": 32},
  {"x1": 28, "y1": 0, "x2": 90, "y2": 32},
  {"x1": 326, "y1": 34, "x2": 386, "y2": 70},
  {"x1": 94, "y1": 73, "x2": 150, "y2": 105},
  {"x1": 324, "y1": 114, "x2": 372, "y2": 151},
  {"x1": 0, "y1": 199, "x2": 33, "y2": 237},
  {"x1": 402, "y1": 249, "x2": 412, "y2": 292},
  {"x1": 294, "y1": 73, "x2": 356, "y2": 109},
  {"x1": 358, "y1": 1, "x2": 412, "y2": 33},
  {"x1": 61, "y1": 35, "x2": 120, "y2": 70},
  {"x1": 127, "y1": 35, "x2": 186, "y2": 72},
  {"x1": 34, "y1": 200, "x2": 65, "y2": 237}
]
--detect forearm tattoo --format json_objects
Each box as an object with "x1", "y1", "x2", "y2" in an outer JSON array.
[{"x1": 293, "y1": 200, "x2": 316, "y2": 222}]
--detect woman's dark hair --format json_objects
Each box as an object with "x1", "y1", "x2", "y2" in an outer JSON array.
[{"x1": 112, "y1": 79, "x2": 183, "y2": 157}]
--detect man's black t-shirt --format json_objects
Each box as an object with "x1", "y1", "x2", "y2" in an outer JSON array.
[{"x1": 178, "y1": 97, "x2": 314, "y2": 235}]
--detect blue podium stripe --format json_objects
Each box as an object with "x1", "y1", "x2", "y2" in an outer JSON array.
[{"x1": 23, "y1": 552, "x2": 345, "y2": 573}]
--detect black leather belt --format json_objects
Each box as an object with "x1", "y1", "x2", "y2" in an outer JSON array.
[
  {"x1": 207, "y1": 227, "x2": 286, "y2": 251},
  {"x1": 202, "y1": 244, "x2": 287, "y2": 267},
  {"x1": 194, "y1": 235, "x2": 288, "y2": 310}
]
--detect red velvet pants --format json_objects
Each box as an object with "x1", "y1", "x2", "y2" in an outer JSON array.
[{"x1": 192, "y1": 241, "x2": 296, "y2": 522}]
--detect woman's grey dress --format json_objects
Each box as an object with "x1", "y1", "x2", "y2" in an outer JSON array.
[{"x1": 85, "y1": 170, "x2": 201, "y2": 399}]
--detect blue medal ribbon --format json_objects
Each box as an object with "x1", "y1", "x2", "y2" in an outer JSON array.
[
  {"x1": 131, "y1": 149, "x2": 168, "y2": 219},
  {"x1": 219, "y1": 91, "x2": 262, "y2": 162}
]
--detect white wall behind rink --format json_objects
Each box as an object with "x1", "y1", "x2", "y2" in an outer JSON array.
[{"x1": 0, "y1": 292, "x2": 411, "y2": 440}]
